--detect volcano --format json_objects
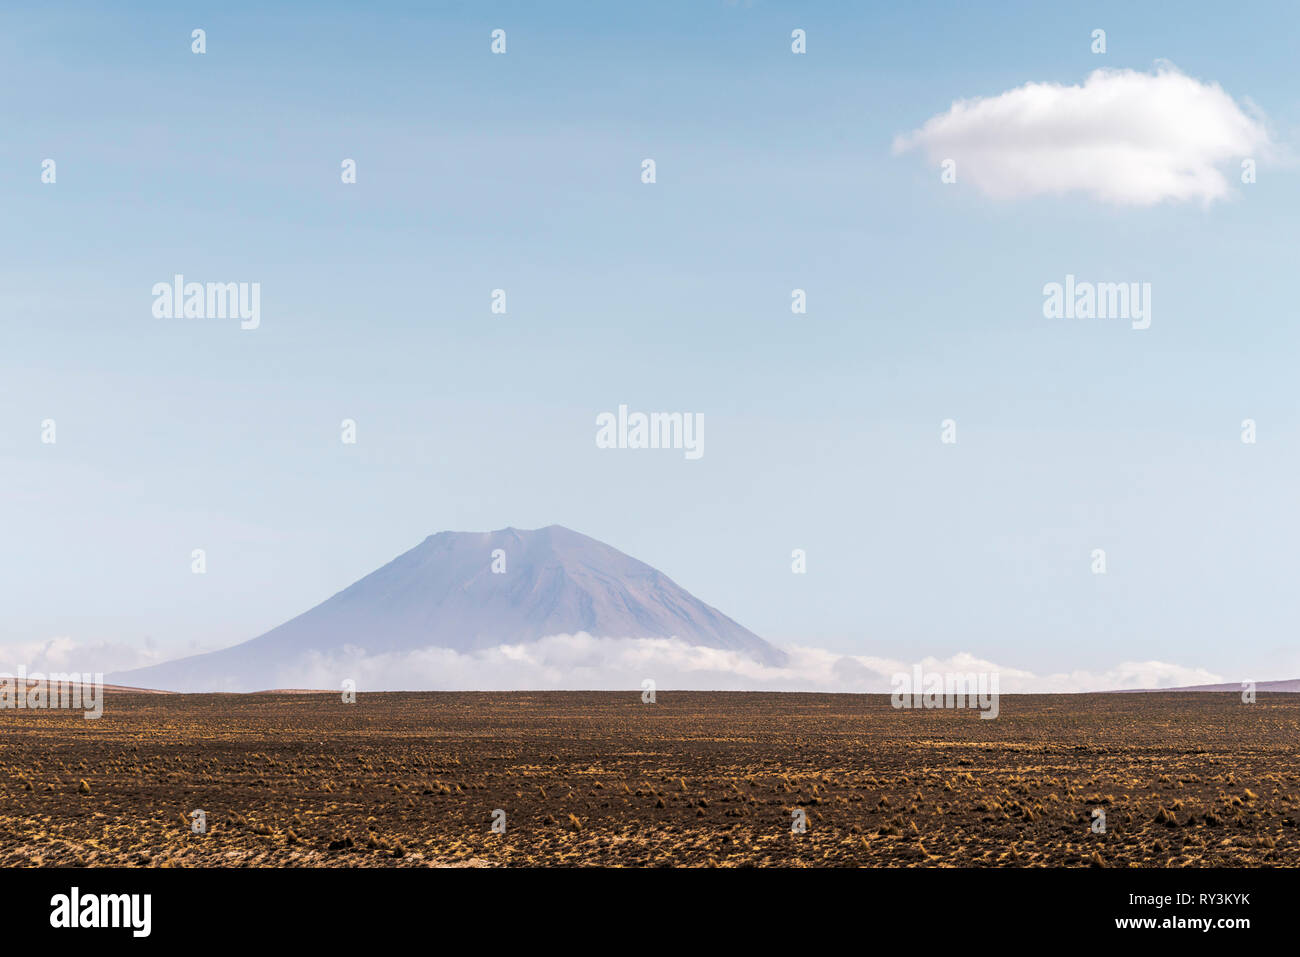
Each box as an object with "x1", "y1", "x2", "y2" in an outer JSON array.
[{"x1": 111, "y1": 525, "x2": 785, "y2": 691}]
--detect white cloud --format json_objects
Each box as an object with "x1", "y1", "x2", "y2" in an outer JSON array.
[
  {"x1": 0, "y1": 636, "x2": 202, "y2": 678},
  {"x1": 0, "y1": 634, "x2": 1226, "y2": 694},
  {"x1": 266, "y1": 633, "x2": 1222, "y2": 694},
  {"x1": 893, "y1": 64, "x2": 1273, "y2": 205}
]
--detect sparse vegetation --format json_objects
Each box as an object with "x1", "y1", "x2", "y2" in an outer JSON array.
[{"x1": 0, "y1": 690, "x2": 1296, "y2": 867}]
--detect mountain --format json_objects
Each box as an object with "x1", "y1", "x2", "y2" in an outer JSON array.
[
  {"x1": 1111, "y1": 679, "x2": 1300, "y2": 693},
  {"x1": 110, "y1": 525, "x2": 786, "y2": 691}
]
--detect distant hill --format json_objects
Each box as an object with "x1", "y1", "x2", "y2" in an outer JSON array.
[
  {"x1": 1111, "y1": 679, "x2": 1300, "y2": 693},
  {"x1": 110, "y1": 525, "x2": 785, "y2": 691}
]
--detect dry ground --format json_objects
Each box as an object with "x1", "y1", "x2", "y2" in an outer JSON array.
[{"x1": 1, "y1": 691, "x2": 1297, "y2": 867}]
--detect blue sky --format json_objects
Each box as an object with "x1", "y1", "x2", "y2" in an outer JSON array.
[{"x1": 2, "y1": 1, "x2": 1298, "y2": 687}]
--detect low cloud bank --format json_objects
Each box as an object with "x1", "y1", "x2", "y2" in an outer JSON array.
[
  {"x1": 11, "y1": 633, "x2": 1224, "y2": 693},
  {"x1": 1, "y1": 636, "x2": 173, "y2": 678},
  {"x1": 276, "y1": 635, "x2": 1222, "y2": 694}
]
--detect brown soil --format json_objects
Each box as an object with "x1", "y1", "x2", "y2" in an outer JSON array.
[{"x1": 1, "y1": 691, "x2": 1296, "y2": 867}]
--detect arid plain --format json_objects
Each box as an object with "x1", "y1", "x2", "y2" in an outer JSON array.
[{"x1": 1, "y1": 691, "x2": 1296, "y2": 867}]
